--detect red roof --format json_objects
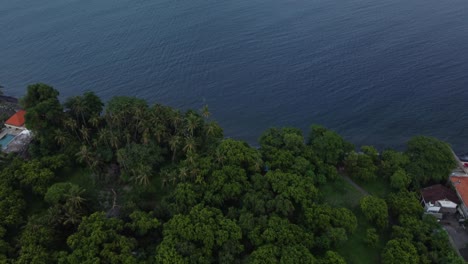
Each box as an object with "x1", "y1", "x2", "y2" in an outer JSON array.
[
  {"x1": 421, "y1": 184, "x2": 459, "y2": 204},
  {"x1": 5, "y1": 110, "x2": 26, "y2": 127},
  {"x1": 450, "y1": 176, "x2": 468, "y2": 207}
]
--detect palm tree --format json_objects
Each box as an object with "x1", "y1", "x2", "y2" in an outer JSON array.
[
  {"x1": 64, "y1": 118, "x2": 80, "y2": 139},
  {"x1": 172, "y1": 111, "x2": 183, "y2": 133},
  {"x1": 169, "y1": 135, "x2": 181, "y2": 161},
  {"x1": 54, "y1": 129, "x2": 68, "y2": 146},
  {"x1": 214, "y1": 148, "x2": 225, "y2": 166},
  {"x1": 141, "y1": 127, "x2": 150, "y2": 145},
  {"x1": 97, "y1": 129, "x2": 110, "y2": 147},
  {"x1": 80, "y1": 125, "x2": 91, "y2": 145},
  {"x1": 66, "y1": 185, "x2": 86, "y2": 209},
  {"x1": 88, "y1": 115, "x2": 101, "y2": 128},
  {"x1": 201, "y1": 105, "x2": 210, "y2": 119},
  {"x1": 67, "y1": 96, "x2": 87, "y2": 125},
  {"x1": 132, "y1": 165, "x2": 151, "y2": 186},
  {"x1": 205, "y1": 121, "x2": 220, "y2": 137},
  {"x1": 154, "y1": 123, "x2": 167, "y2": 143},
  {"x1": 186, "y1": 113, "x2": 199, "y2": 136},
  {"x1": 183, "y1": 136, "x2": 196, "y2": 154},
  {"x1": 62, "y1": 209, "x2": 82, "y2": 226},
  {"x1": 178, "y1": 166, "x2": 189, "y2": 181},
  {"x1": 76, "y1": 145, "x2": 93, "y2": 166}
]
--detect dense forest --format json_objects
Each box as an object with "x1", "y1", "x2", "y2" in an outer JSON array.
[{"x1": 0, "y1": 83, "x2": 464, "y2": 263}]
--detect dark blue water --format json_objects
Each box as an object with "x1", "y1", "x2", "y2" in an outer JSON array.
[{"x1": 1, "y1": 0, "x2": 468, "y2": 151}]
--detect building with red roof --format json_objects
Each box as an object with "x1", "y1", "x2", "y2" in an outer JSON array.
[
  {"x1": 450, "y1": 176, "x2": 468, "y2": 219},
  {"x1": 4, "y1": 110, "x2": 26, "y2": 130}
]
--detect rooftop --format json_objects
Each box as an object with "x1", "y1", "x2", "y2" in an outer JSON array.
[
  {"x1": 450, "y1": 176, "x2": 468, "y2": 207},
  {"x1": 5, "y1": 110, "x2": 25, "y2": 127},
  {"x1": 421, "y1": 184, "x2": 460, "y2": 204}
]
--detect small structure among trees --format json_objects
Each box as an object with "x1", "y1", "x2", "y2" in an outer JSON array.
[{"x1": 420, "y1": 184, "x2": 459, "y2": 219}]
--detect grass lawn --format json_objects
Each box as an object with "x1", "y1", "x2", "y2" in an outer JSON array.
[
  {"x1": 320, "y1": 177, "x2": 365, "y2": 208},
  {"x1": 320, "y1": 177, "x2": 389, "y2": 264},
  {"x1": 356, "y1": 178, "x2": 391, "y2": 198}
]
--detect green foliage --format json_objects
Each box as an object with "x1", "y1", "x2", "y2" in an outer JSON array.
[
  {"x1": 22, "y1": 83, "x2": 64, "y2": 155},
  {"x1": 126, "y1": 210, "x2": 160, "y2": 236},
  {"x1": 345, "y1": 150, "x2": 378, "y2": 182},
  {"x1": 217, "y1": 139, "x2": 262, "y2": 173},
  {"x1": 0, "y1": 184, "x2": 25, "y2": 227},
  {"x1": 318, "y1": 251, "x2": 346, "y2": 264},
  {"x1": 249, "y1": 244, "x2": 315, "y2": 264},
  {"x1": 0, "y1": 87, "x2": 460, "y2": 264},
  {"x1": 203, "y1": 166, "x2": 249, "y2": 206},
  {"x1": 382, "y1": 239, "x2": 419, "y2": 264},
  {"x1": 61, "y1": 212, "x2": 138, "y2": 263},
  {"x1": 15, "y1": 160, "x2": 55, "y2": 195},
  {"x1": 156, "y1": 204, "x2": 243, "y2": 263},
  {"x1": 64, "y1": 91, "x2": 104, "y2": 126},
  {"x1": 389, "y1": 169, "x2": 411, "y2": 191},
  {"x1": 405, "y1": 136, "x2": 456, "y2": 186},
  {"x1": 117, "y1": 142, "x2": 164, "y2": 185},
  {"x1": 380, "y1": 150, "x2": 409, "y2": 178},
  {"x1": 364, "y1": 228, "x2": 379, "y2": 247},
  {"x1": 21, "y1": 83, "x2": 60, "y2": 109},
  {"x1": 16, "y1": 215, "x2": 57, "y2": 264},
  {"x1": 360, "y1": 196, "x2": 388, "y2": 229},
  {"x1": 308, "y1": 125, "x2": 353, "y2": 166},
  {"x1": 387, "y1": 191, "x2": 423, "y2": 219}
]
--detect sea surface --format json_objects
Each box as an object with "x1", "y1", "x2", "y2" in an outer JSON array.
[{"x1": 1, "y1": 0, "x2": 468, "y2": 151}]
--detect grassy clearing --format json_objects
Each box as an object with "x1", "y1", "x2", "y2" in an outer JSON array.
[
  {"x1": 320, "y1": 177, "x2": 389, "y2": 264},
  {"x1": 320, "y1": 177, "x2": 364, "y2": 208},
  {"x1": 357, "y1": 178, "x2": 391, "y2": 198}
]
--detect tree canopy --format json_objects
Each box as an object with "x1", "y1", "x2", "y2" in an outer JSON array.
[{"x1": 0, "y1": 84, "x2": 461, "y2": 263}]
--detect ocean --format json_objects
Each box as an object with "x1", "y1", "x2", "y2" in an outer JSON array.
[{"x1": 1, "y1": 0, "x2": 468, "y2": 151}]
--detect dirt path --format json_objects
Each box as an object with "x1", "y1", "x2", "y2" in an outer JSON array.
[{"x1": 341, "y1": 174, "x2": 369, "y2": 196}]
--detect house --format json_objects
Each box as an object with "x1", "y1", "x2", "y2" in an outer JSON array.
[
  {"x1": 450, "y1": 176, "x2": 468, "y2": 219},
  {"x1": 421, "y1": 184, "x2": 459, "y2": 218},
  {"x1": 4, "y1": 110, "x2": 26, "y2": 130}
]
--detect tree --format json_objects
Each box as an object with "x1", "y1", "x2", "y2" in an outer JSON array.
[
  {"x1": 308, "y1": 125, "x2": 353, "y2": 166},
  {"x1": 15, "y1": 159, "x2": 55, "y2": 195},
  {"x1": 61, "y1": 212, "x2": 137, "y2": 263},
  {"x1": 344, "y1": 151, "x2": 378, "y2": 182},
  {"x1": 318, "y1": 251, "x2": 346, "y2": 264},
  {"x1": 20, "y1": 83, "x2": 60, "y2": 109},
  {"x1": 156, "y1": 204, "x2": 243, "y2": 263},
  {"x1": 21, "y1": 83, "x2": 64, "y2": 155},
  {"x1": 405, "y1": 136, "x2": 456, "y2": 186},
  {"x1": 390, "y1": 168, "x2": 411, "y2": 191},
  {"x1": 382, "y1": 239, "x2": 419, "y2": 264},
  {"x1": 216, "y1": 139, "x2": 263, "y2": 174},
  {"x1": 0, "y1": 184, "x2": 25, "y2": 227},
  {"x1": 364, "y1": 228, "x2": 379, "y2": 246},
  {"x1": 64, "y1": 91, "x2": 103, "y2": 127},
  {"x1": 387, "y1": 191, "x2": 423, "y2": 219},
  {"x1": 380, "y1": 150, "x2": 409, "y2": 178},
  {"x1": 203, "y1": 166, "x2": 249, "y2": 207},
  {"x1": 126, "y1": 210, "x2": 160, "y2": 236},
  {"x1": 360, "y1": 196, "x2": 388, "y2": 229},
  {"x1": 116, "y1": 142, "x2": 163, "y2": 185},
  {"x1": 15, "y1": 215, "x2": 58, "y2": 264},
  {"x1": 248, "y1": 244, "x2": 315, "y2": 264}
]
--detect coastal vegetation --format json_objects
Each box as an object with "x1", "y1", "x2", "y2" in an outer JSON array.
[{"x1": 0, "y1": 83, "x2": 464, "y2": 263}]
